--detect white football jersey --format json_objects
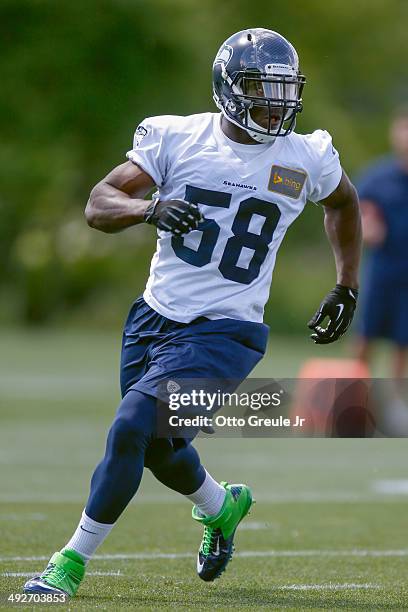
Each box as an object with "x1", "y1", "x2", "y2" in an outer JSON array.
[{"x1": 126, "y1": 112, "x2": 342, "y2": 323}]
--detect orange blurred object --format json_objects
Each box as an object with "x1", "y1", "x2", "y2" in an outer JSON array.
[{"x1": 290, "y1": 359, "x2": 375, "y2": 436}]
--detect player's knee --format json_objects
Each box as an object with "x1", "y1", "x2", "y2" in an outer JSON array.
[
  {"x1": 144, "y1": 439, "x2": 173, "y2": 471},
  {"x1": 107, "y1": 416, "x2": 151, "y2": 457},
  {"x1": 145, "y1": 441, "x2": 200, "y2": 474}
]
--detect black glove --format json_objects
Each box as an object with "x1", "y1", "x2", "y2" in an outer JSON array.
[
  {"x1": 144, "y1": 198, "x2": 203, "y2": 235},
  {"x1": 308, "y1": 284, "x2": 358, "y2": 344}
]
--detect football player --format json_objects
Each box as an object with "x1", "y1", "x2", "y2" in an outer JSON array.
[{"x1": 24, "y1": 28, "x2": 361, "y2": 597}]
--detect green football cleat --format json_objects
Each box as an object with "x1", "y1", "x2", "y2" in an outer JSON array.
[
  {"x1": 192, "y1": 481, "x2": 254, "y2": 581},
  {"x1": 23, "y1": 549, "x2": 85, "y2": 597}
]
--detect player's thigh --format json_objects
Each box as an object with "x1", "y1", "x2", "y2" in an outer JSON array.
[
  {"x1": 120, "y1": 297, "x2": 163, "y2": 397},
  {"x1": 152, "y1": 332, "x2": 264, "y2": 385}
]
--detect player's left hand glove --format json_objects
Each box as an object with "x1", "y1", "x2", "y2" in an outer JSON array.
[
  {"x1": 308, "y1": 284, "x2": 358, "y2": 344},
  {"x1": 144, "y1": 198, "x2": 203, "y2": 236}
]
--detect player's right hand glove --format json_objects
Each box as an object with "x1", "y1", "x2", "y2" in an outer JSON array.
[
  {"x1": 308, "y1": 284, "x2": 358, "y2": 344},
  {"x1": 144, "y1": 198, "x2": 203, "y2": 235}
]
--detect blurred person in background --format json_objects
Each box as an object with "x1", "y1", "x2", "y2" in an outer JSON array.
[{"x1": 355, "y1": 107, "x2": 408, "y2": 380}]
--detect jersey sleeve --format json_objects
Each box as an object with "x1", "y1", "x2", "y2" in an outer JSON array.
[
  {"x1": 126, "y1": 117, "x2": 167, "y2": 186},
  {"x1": 307, "y1": 130, "x2": 343, "y2": 203}
]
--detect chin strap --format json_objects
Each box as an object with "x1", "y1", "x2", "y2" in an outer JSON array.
[
  {"x1": 219, "y1": 106, "x2": 277, "y2": 144},
  {"x1": 246, "y1": 114, "x2": 277, "y2": 143},
  {"x1": 247, "y1": 130, "x2": 277, "y2": 144}
]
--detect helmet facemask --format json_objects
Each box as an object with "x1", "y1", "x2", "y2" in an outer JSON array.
[{"x1": 222, "y1": 67, "x2": 305, "y2": 143}]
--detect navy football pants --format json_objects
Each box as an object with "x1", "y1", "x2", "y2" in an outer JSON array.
[{"x1": 85, "y1": 297, "x2": 268, "y2": 524}]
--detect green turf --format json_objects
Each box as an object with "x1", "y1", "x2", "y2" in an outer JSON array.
[{"x1": 1, "y1": 329, "x2": 407, "y2": 609}]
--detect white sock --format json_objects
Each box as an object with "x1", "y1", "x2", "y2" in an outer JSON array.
[
  {"x1": 186, "y1": 470, "x2": 226, "y2": 516},
  {"x1": 63, "y1": 510, "x2": 115, "y2": 563}
]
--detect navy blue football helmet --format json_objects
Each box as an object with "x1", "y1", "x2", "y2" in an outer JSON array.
[{"x1": 212, "y1": 28, "x2": 306, "y2": 143}]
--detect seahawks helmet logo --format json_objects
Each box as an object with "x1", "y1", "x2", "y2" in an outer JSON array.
[{"x1": 213, "y1": 44, "x2": 233, "y2": 67}]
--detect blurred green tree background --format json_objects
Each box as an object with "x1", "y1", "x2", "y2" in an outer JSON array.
[{"x1": 1, "y1": 0, "x2": 407, "y2": 332}]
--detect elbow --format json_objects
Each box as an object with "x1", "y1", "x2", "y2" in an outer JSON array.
[
  {"x1": 84, "y1": 188, "x2": 98, "y2": 228},
  {"x1": 84, "y1": 204, "x2": 94, "y2": 228}
]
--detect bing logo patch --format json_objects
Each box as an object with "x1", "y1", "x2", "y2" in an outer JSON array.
[{"x1": 268, "y1": 165, "x2": 307, "y2": 199}]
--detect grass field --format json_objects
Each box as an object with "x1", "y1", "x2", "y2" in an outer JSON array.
[{"x1": 1, "y1": 329, "x2": 408, "y2": 610}]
